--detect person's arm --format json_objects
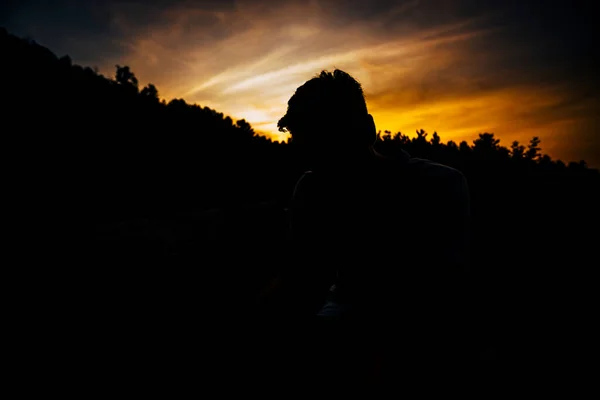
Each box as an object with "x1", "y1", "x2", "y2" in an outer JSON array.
[
  {"x1": 283, "y1": 172, "x2": 337, "y2": 317},
  {"x1": 449, "y1": 172, "x2": 471, "y2": 274},
  {"x1": 255, "y1": 172, "x2": 336, "y2": 318},
  {"x1": 431, "y1": 165, "x2": 471, "y2": 274},
  {"x1": 410, "y1": 159, "x2": 470, "y2": 274}
]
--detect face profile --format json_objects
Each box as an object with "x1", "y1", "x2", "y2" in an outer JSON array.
[{"x1": 278, "y1": 70, "x2": 377, "y2": 167}]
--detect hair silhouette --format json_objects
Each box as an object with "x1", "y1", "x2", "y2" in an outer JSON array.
[{"x1": 278, "y1": 69, "x2": 376, "y2": 153}]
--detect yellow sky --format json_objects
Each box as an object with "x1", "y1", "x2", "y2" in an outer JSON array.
[{"x1": 92, "y1": 0, "x2": 598, "y2": 165}]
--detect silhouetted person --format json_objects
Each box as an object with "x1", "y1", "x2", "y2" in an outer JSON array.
[{"x1": 270, "y1": 69, "x2": 472, "y2": 384}]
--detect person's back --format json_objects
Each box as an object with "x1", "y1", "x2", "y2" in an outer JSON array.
[{"x1": 291, "y1": 150, "x2": 470, "y2": 325}]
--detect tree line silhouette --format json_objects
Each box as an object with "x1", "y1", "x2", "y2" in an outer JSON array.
[{"x1": 3, "y1": 26, "x2": 598, "y2": 382}]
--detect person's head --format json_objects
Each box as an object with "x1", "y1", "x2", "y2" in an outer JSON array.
[{"x1": 277, "y1": 69, "x2": 376, "y2": 165}]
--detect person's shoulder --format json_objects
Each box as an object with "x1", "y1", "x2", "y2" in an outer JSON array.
[
  {"x1": 291, "y1": 170, "x2": 318, "y2": 203},
  {"x1": 293, "y1": 170, "x2": 314, "y2": 189},
  {"x1": 405, "y1": 158, "x2": 468, "y2": 201},
  {"x1": 408, "y1": 157, "x2": 466, "y2": 181},
  {"x1": 371, "y1": 149, "x2": 466, "y2": 184}
]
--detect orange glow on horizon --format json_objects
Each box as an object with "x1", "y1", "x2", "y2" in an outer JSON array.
[{"x1": 95, "y1": 0, "x2": 598, "y2": 165}]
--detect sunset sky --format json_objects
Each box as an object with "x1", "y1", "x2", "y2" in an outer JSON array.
[{"x1": 2, "y1": 0, "x2": 599, "y2": 166}]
